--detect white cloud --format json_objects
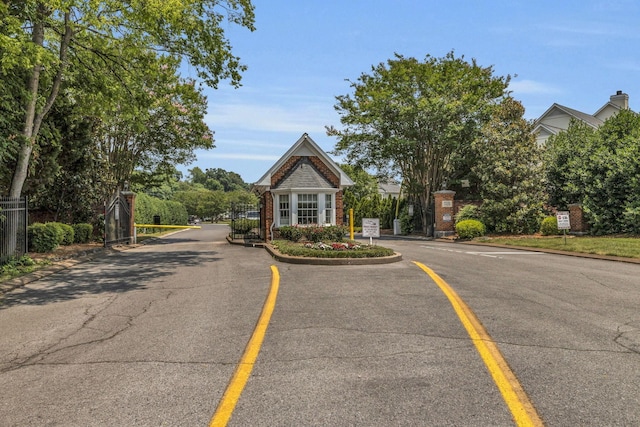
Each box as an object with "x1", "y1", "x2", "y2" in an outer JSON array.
[{"x1": 509, "y1": 80, "x2": 561, "y2": 95}]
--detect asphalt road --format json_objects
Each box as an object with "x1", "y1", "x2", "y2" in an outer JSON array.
[{"x1": 1, "y1": 225, "x2": 639, "y2": 426}]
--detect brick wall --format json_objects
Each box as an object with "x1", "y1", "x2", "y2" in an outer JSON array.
[{"x1": 568, "y1": 203, "x2": 589, "y2": 233}]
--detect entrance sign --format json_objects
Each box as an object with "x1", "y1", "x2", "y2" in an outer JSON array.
[
  {"x1": 362, "y1": 218, "x2": 380, "y2": 245},
  {"x1": 556, "y1": 211, "x2": 571, "y2": 230}
]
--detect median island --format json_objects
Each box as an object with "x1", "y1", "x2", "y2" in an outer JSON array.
[{"x1": 265, "y1": 225, "x2": 401, "y2": 265}]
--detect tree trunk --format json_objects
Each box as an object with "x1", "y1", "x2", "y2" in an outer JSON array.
[{"x1": 9, "y1": 6, "x2": 72, "y2": 199}]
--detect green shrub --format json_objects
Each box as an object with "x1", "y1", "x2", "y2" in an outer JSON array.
[
  {"x1": 73, "y1": 223, "x2": 94, "y2": 243},
  {"x1": 50, "y1": 222, "x2": 75, "y2": 245},
  {"x1": 303, "y1": 226, "x2": 326, "y2": 243},
  {"x1": 277, "y1": 226, "x2": 304, "y2": 242},
  {"x1": 1, "y1": 255, "x2": 37, "y2": 278},
  {"x1": 455, "y1": 204, "x2": 481, "y2": 223},
  {"x1": 399, "y1": 206, "x2": 414, "y2": 235},
  {"x1": 233, "y1": 219, "x2": 258, "y2": 234},
  {"x1": 28, "y1": 223, "x2": 60, "y2": 252},
  {"x1": 540, "y1": 216, "x2": 560, "y2": 236},
  {"x1": 323, "y1": 225, "x2": 348, "y2": 242},
  {"x1": 455, "y1": 219, "x2": 486, "y2": 239},
  {"x1": 277, "y1": 225, "x2": 348, "y2": 243}
]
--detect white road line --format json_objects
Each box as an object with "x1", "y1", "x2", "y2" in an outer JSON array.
[{"x1": 420, "y1": 246, "x2": 543, "y2": 258}]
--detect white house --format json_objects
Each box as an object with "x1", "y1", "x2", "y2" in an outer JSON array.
[
  {"x1": 533, "y1": 91, "x2": 629, "y2": 145},
  {"x1": 378, "y1": 182, "x2": 402, "y2": 199}
]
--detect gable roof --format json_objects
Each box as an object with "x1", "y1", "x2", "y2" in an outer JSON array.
[
  {"x1": 534, "y1": 103, "x2": 603, "y2": 130},
  {"x1": 253, "y1": 133, "x2": 354, "y2": 194},
  {"x1": 532, "y1": 92, "x2": 632, "y2": 144},
  {"x1": 275, "y1": 156, "x2": 334, "y2": 190}
]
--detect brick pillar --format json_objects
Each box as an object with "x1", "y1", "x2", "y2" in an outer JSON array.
[
  {"x1": 336, "y1": 191, "x2": 344, "y2": 226},
  {"x1": 122, "y1": 191, "x2": 136, "y2": 244},
  {"x1": 568, "y1": 203, "x2": 588, "y2": 234},
  {"x1": 263, "y1": 192, "x2": 273, "y2": 241},
  {"x1": 434, "y1": 190, "x2": 456, "y2": 238}
]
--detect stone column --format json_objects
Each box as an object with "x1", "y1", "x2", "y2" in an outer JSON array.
[{"x1": 434, "y1": 190, "x2": 456, "y2": 238}]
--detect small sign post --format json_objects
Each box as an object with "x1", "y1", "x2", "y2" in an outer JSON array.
[
  {"x1": 362, "y1": 218, "x2": 380, "y2": 245},
  {"x1": 556, "y1": 211, "x2": 571, "y2": 244}
]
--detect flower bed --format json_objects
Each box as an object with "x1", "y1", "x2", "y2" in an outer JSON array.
[{"x1": 271, "y1": 239, "x2": 395, "y2": 258}]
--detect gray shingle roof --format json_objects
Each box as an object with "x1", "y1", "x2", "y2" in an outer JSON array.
[{"x1": 274, "y1": 158, "x2": 334, "y2": 190}]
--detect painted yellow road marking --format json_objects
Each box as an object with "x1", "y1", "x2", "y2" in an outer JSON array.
[
  {"x1": 413, "y1": 261, "x2": 544, "y2": 427},
  {"x1": 210, "y1": 265, "x2": 280, "y2": 427}
]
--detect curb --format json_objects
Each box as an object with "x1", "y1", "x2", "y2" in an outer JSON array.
[
  {"x1": 264, "y1": 244, "x2": 402, "y2": 265},
  {"x1": 227, "y1": 235, "x2": 402, "y2": 265}
]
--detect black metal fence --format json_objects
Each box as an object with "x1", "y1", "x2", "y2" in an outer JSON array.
[
  {"x1": 0, "y1": 197, "x2": 28, "y2": 265},
  {"x1": 230, "y1": 203, "x2": 261, "y2": 240}
]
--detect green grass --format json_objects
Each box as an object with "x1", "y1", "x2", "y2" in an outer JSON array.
[
  {"x1": 477, "y1": 236, "x2": 640, "y2": 259},
  {"x1": 271, "y1": 239, "x2": 395, "y2": 258},
  {"x1": 1, "y1": 255, "x2": 52, "y2": 282}
]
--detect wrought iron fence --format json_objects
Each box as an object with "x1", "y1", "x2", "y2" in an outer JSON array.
[
  {"x1": 230, "y1": 203, "x2": 261, "y2": 240},
  {"x1": 0, "y1": 197, "x2": 28, "y2": 265}
]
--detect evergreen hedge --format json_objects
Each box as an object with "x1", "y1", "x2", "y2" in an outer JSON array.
[{"x1": 135, "y1": 193, "x2": 188, "y2": 226}]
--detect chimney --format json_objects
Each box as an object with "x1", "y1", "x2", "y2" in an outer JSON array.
[{"x1": 610, "y1": 90, "x2": 629, "y2": 109}]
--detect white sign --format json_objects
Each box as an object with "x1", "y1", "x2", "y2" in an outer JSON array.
[
  {"x1": 442, "y1": 200, "x2": 453, "y2": 208},
  {"x1": 556, "y1": 211, "x2": 571, "y2": 230},
  {"x1": 362, "y1": 218, "x2": 380, "y2": 238}
]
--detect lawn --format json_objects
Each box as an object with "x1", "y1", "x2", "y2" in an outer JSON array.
[{"x1": 477, "y1": 235, "x2": 640, "y2": 259}]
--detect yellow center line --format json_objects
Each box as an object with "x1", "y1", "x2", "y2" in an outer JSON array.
[
  {"x1": 210, "y1": 265, "x2": 280, "y2": 427},
  {"x1": 413, "y1": 261, "x2": 544, "y2": 427}
]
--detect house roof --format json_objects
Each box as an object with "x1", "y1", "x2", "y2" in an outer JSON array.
[
  {"x1": 532, "y1": 103, "x2": 603, "y2": 139},
  {"x1": 593, "y1": 101, "x2": 622, "y2": 119},
  {"x1": 534, "y1": 103, "x2": 603, "y2": 129},
  {"x1": 252, "y1": 133, "x2": 354, "y2": 194},
  {"x1": 275, "y1": 157, "x2": 334, "y2": 190},
  {"x1": 378, "y1": 182, "x2": 401, "y2": 195}
]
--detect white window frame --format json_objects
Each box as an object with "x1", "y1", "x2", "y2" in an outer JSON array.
[
  {"x1": 278, "y1": 194, "x2": 290, "y2": 226},
  {"x1": 273, "y1": 190, "x2": 337, "y2": 226}
]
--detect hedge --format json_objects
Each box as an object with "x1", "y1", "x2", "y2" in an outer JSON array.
[{"x1": 135, "y1": 193, "x2": 188, "y2": 226}]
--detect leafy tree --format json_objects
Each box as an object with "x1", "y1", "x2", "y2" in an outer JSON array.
[
  {"x1": 472, "y1": 97, "x2": 546, "y2": 233},
  {"x1": 543, "y1": 119, "x2": 597, "y2": 209},
  {"x1": 338, "y1": 163, "x2": 378, "y2": 211},
  {"x1": 25, "y1": 95, "x2": 106, "y2": 223},
  {"x1": 1, "y1": 0, "x2": 255, "y2": 198},
  {"x1": 93, "y1": 54, "x2": 214, "y2": 195},
  {"x1": 544, "y1": 109, "x2": 640, "y2": 234},
  {"x1": 582, "y1": 110, "x2": 640, "y2": 234},
  {"x1": 173, "y1": 189, "x2": 228, "y2": 219},
  {"x1": 226, "y1": 190, "x2": 258, "y2": 206},
  {"x1": 329, "y1": 52, "x2": 509, "y2": 233}
]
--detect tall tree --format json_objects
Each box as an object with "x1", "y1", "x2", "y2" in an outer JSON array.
[
  {"x1": 93, "y1": 54, "x2": 214, "y2": 195},
  {"x1": 543, "y1": 119, "x2": 597, "y2": 209},
  {"x1": 1, "y1": 0, "x2": 255, "y2": 198},
  {"x1": 472, "y1": 97, "x2": 546, "y2": 233},
  {"x1": 329, "y1": 52, "x2": 509, "y2": 233}
]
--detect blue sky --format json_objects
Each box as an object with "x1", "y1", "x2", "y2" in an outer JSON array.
[{"x1": 179, "y1": 0, "x2": 640, "y2": 184}]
